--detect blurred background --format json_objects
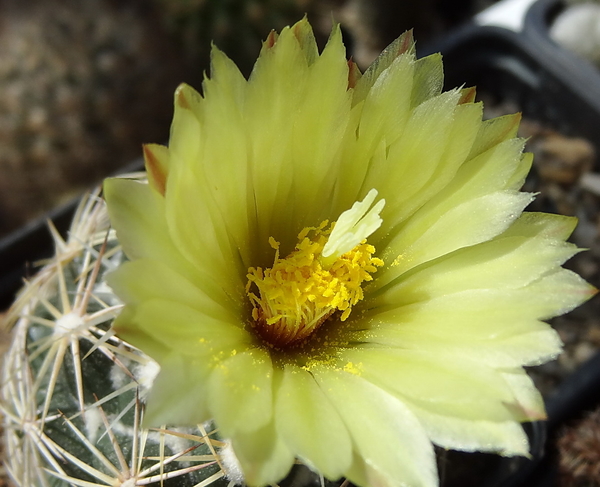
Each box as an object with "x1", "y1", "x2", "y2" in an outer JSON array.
[
  {"x1": 2, "y1": 0, "x2": 600, "y2": 235},
  {"x1": 0, "y1": 0, "x2": 497, "y2": 238}
]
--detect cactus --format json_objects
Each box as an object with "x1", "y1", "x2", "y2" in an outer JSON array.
[{"x1": 1, "y1": 186, "x2": 231, "y2": 487}]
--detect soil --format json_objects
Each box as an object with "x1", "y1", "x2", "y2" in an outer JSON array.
[{"x1": 0, "y1": 0, "x2": 191, "y2": 238}]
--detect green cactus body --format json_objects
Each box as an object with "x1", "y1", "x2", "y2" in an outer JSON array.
[{"x1": 1, "y1": 189, "x2": 231, "y2": 487}]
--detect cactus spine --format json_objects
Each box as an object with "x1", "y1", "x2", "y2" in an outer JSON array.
[{"x1": 1, "y1": 187, "x2": 231, "y2": 487}]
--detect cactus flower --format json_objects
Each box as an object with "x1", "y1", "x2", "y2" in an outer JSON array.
[{"x1": 104, "y1": 19, "x2": 595, "y2": 487}]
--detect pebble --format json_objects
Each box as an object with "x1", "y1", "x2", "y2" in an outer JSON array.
[
  {"x1": 580, "y1": 172, "x2": 600, "y2": 196},
  {"x1": 534, "y1": 134, "x2": 595, "y2": 186},
  {"x1": 550, "y1": 2, "x2": 600, "y2": 66}
]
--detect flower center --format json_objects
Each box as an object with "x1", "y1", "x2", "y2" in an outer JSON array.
[{"x1": 246, "y1": 190, "x2": 385, "y2": 348}]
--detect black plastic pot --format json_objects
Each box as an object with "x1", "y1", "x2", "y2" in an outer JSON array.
[
  {"x1": 435, "y1": 421, "x2": 546, "y2": 487},
  {"x1": 422, "y1": 0, "x2": 600, "y2": 154},
  {"x1": 0, "y1": 158, "x2": 143, "y2": 310},
  {"x1": 520, "y1": 351, "x2": 600, "y2": 487}
]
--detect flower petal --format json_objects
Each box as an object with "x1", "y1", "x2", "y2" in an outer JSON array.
[
  {"x1": 275, "y1": 365, "x2": 352, "y2": 479},
  {"x1": 397, "y1": 369, "x2": 543, "y2": 456},
  {"x1": 208, "y1": 347, "x2": 274, "y2": 436},
  {"x1": 364, "y1": 266, "x2": 594, "y2": 348},
  {"x1": 200, "y1": 48, "x2": 256, "y2": 265},
  {"x1": 521, "y1": 267, "x2": 597, "y2": 317},
  {"x1": 165, "y1": 157, "x2": 246, "y2": 293},
  {"x1": 313, "y1": 367, "x2": 438, "y2": 487},
  {"x1": 375, "y1": 135, "x2": 532, "y2": 281},
  {"x1": 382, "y1": 102, "x2": 483, "y2": 236},
  {"x1": 374, "y1": 215, "x2": 580, "y2": 304},
  {"x1": 103, "y1": 178, "x2": 189, "y2": 273},
  {"x1": 361, "y1": 323, "x2": 562, "y2": 368},
  {"x1": 168, "y1": 83, "x2": 203, "y2": 167},
  {"x1": 131, "y1": 298, "x2": 252, "y2": 357},
  {"x1": 245, "y1": 23, "x2": 309, "y2": 252},
  {"x1": 287, "y1": 25, "x2": 351, "y2": 230},
  {"x1": 410, "y1": 53, "x2": 444, "y2": 106},
  {"x1": 104, "y1": 178, "x2": 242, "y2": 307},
  {"x1": 231, "y1": 419, "x2": 295, "y2": 487},
  {"x1": 343, "y1": 348, "x2": 520, "y2": 423},
  {"x1": 347, "y1": 53, "x2": 415, "y2": 185},
  {"x1": 378, "y1": 190, "x2": 533, "y2": 284},
  {"x1": 107, "y1": 258, "x2": 241, "y2": 321},
  {"x1": 403, "y1": 401, "x2": 530, "y2": 456},
  {"x1": 111, "y1": 306, "x2": 170, "y2": 362},
  {"x1": 246, "y1": 23, "x2": 353, "y2": 252},
  {"x1": 468, "y1": 113, "x2": 520, "y2": 160},
  {"x1": 352, "y1": 30, "x2": 415, "y2": 105},
  {"x1": 500, "y1": 368, "x2": 546, "y2": 421},
  {"x1": 364, "y1": 90, "x2": 462, "y2": 216},
  {"x1": 143, "y1": 353, "x2": 212, "y2": 426},
  {"x1": 143, "y1": 143, "x2": 170, "y2": 196}
]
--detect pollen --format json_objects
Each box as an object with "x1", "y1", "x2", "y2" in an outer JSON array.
[{"x1": 246, "y1": 190, "x2": 385, "y2": 348}]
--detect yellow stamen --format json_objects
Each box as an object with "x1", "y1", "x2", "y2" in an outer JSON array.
[{"x1": 246, "y1": 191, "x2": 384, "y2": 348}]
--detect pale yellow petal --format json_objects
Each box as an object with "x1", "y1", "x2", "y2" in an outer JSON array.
[
  {"x1": 342, "y1": 348, "x2": 520, "y2": 423},
  {"x1": 363, "y1": 90, "x2": 462, "y2": 213},
  {"x1": 377, "y1": 190, "x2": 533, "y2": 283},
  {"x1": 104, "y1": 178, "x2": 183, "y2": 265},
  {"x1": 165, "y1": 158, "x2": 246, "y2": 295},
  {"x1": 374, "y1": 135, "x2": 533, "y2": 282},
  {"x1": 352, "y1": 30, "x2": 415, "y2": 105},
  {"x1": 107, "y1": 258, "x2": 240, "y2": 321},
  {"x1": 507, "y1": 151, "x2": 534, "y2": 190},
  {"x1": 403, "y1": 401, "x2": 530, "y2": 456},
  {"x1": 245, "y1": 24, "x2": 309, "y2": 252},
  {"x1": 361, "y1": 266, "x2": 594, "y2": 353},
  {"x1": 410, "y1": 53, "x2": 444, "y2": 107},
  {"x1": 314, "y1": 367, "x2": 438, "y2": 487},
  {"x1": 467, "y1": 113, "x2": 521, "y2": 160},
  {"x1": 522, "y1": 267, "x2": 597, "y2": 317},
  {"x1": 111, "y1": 306, "x2": 170, "y2": 363},
  {"x1": 143, "y1": 353, "x2": 212, "y2": 426},
  {"x1": 361, "y1": 324, "x2": 562, "y2": 368},
  {"x1": 132, "y1": 299, "x2": 252, "y2": 356},
  {"x1": 231, "y1": 419, "x2": 295, "y2": 487},
  {"x1": 500, "y1": 368, "x2": 547, "y2": 421},
  {"x1": 375, "y1": 221, "x2": 580, "y2": 304},
  {"x1": 376, "y1": 102, "x2": 483, "y2": 237},
  {"x1": 275, "y1": 365, "x2": 352, "y2": 479},
  {"x1": 168, "y1": 84, "x2": 203, "y2": 166},
  {"x1": 504, "y1": 211, "x2": 577, "y2": 240},
  {"x1": 208, "y1": 348, "x2": 274, "y2": 436},
  {"x1": 353, "y1": 53, "x2": 414, "y2": 159},
  {"x1": 200, "y1": 47, "x2": 256, "y2": 266},
  {"x1": 287, "y1": 25, "x2": 351, "y2": 229},
  {"x1": 333, "y1": 52, "x2": 416, "y2": 213},
  {"x1": 290, "y1": 18, "x2": 319, "y2": 65}
]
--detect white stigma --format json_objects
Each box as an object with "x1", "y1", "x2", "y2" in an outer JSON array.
[{"x1": 322, "y1": 188, "x2": 385, "y2": 260}]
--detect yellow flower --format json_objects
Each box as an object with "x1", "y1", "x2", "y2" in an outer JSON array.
[{"x1": 104, "y1": 19, "x2": 595, "y2": 487}]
